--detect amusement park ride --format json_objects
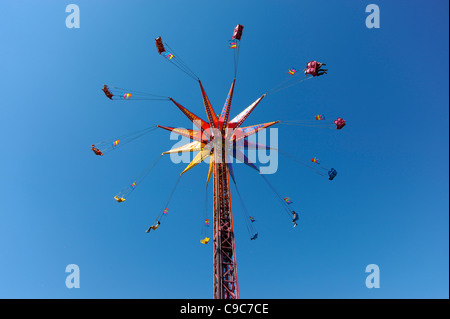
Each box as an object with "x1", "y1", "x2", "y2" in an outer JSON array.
[{"x1": 93, "y1": 24, "x2": 345, "y2": 299}]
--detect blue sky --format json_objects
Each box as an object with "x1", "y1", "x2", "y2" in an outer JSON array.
[{"x1": 0, "y1": 0, "x2": 448, "y2": 298}]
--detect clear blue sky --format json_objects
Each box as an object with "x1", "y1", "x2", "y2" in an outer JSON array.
[{"x1": 0, "y1": 0, "x2": 448, "y2": 298}]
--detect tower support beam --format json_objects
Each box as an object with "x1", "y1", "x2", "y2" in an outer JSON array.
[{"x1": 213, "y1": 147, "x2": 239, "y2": 299}]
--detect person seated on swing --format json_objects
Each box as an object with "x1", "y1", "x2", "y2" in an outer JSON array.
[
  {"x1": 250, "y1": 232, "x2": 258, "y2": 240},
  {"x1": 334, "y1": 117, "x2": 346, "y2": 130},
  {"x1": 91, "y1": 144, "x2": 103, "y2": 156},
  {"x1": 102, "y1": 85, "x2": 113, "y2": 100},
  {"x1": 306, "y1": 61, "x2": 326, "y2": 70},
  {"x1": 304, "y1": 60, "x2": 328, "y2": 77},
  {"x1": 292, "y1": 211, "x2": 299, "y2": 227},
  {"x1": 328, "y1": 168, "x2": 338, "y2": 180},
  {"x1": 146, "y1": 221, "x2": 160, "y2": 233},
  {"x1": 114, "y1": 195, "x2": 126, "y2": 203}
]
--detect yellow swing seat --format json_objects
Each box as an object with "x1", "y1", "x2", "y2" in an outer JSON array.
[{"x1": 114, "y1": 196, "x2": 126, "y2": 203}]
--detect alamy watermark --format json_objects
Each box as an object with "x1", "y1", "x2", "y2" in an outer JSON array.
[
  {"x1": 365, "y1": 4, "x2": 380, "y2": 29},
  {"x1": 65, "y1": 4, "x2": 80, "y2": 29},
  {"x1": 168, "y1": 124, "x2": 279, "y2": 174},
  {"x1": 65, "y1": 264, "x2": 80, "y2": 288},
  {"x1": 365, "y1": 264, "x2": 380, "y2": 288}
]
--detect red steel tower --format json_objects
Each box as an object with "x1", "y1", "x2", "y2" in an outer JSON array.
[
  {"x1": 159, "y1": 79, "x2": 277, "y2": 299},
  {"x1": 213, "y1": 143, "x2": 239, "y2": 298}
]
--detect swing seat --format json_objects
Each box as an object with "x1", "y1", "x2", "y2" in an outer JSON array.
[
  {"x1": 91, "y1": 146, "x2": 103, "y2": 156},
  {"x1": 250, "y1": 233, "x2": 258, "y2": 240},
  {"x1": 200, "y1": 237, "x2": 210, "y2": 245},
  {"x1": 114, "y1": 196, "x2": 126, "y2": 203}
]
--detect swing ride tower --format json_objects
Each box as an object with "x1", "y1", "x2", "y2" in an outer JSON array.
[{"x1": 154, "y1": 76, "x2": 276, "y2": 298}]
